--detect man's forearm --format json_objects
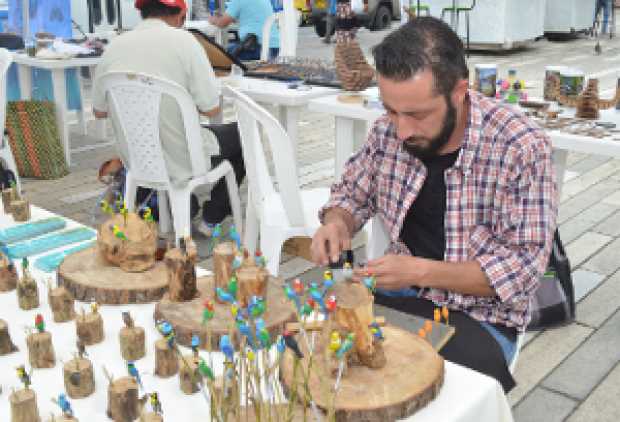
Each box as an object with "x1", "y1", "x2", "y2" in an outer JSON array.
[{"x1": 422, "y1": 259, "x2": 495, "y2": 297}]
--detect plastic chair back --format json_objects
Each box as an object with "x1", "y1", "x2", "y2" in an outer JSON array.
[
  {"x1": 0, "y1": 48, "x2": 12, "y2": 139},
  {"x1": 261, "y1": 8, "x2": 300, "y2": 60},
  {"x1": 229, "y1": 86, "x2": 305, "y2": 227}
]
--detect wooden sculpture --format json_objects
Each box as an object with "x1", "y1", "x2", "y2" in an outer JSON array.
[
  {"x1": 106, "y1": 375, "x2": 142, "y2": 422},
  {"x1": 212, "y1": 241, "x2": 236, "y2": 303},
  {"x1": 0, "y1": 252, "x2": 18, "y2": 291},
  {"x1": 334, "y1": 40, "x2": 375, "y2": 92},
  {"x1": 0, "y1": 318, "x2": 18, "y2": 355},
  {"x1": 10, "y1": 388, "x2": 41, "y2": 422},
  {"x1": 17, "y1": 261, "x2": 39, "y2": 310},
  {"x1": 75, "y1": 304, "x2": 104, "y2": 346},
  {"x1": 64, "y1": 340, "x2": 95, "y2": 399},
  {"x1": 12, "y1": 199, "x2": 31, "y2": 222},
  {"x1": 119, "y1": 312, "x2": 146, "y2": 361},
  {"x1": 27, "y1": 315, "x2": 56, "y2": 369},
  {"x1": 48, "y1": 284, "x2": 75, "y2": 323},
  {"x1": 165, "y1": 238, "x2": 198, "y2": 302},
  {"x1": 556, "y1": 78, "x2": 620, "y2": 119}
]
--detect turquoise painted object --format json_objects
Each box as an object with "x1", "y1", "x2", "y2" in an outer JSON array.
[
  {"x1": 0, "y1": 217, "x2": 66, "y2": 244},
  {"x1": 4, "y1": 227, "x2": 95, "y2": 259},
  {"x1": 34, "y1": 240, "x2": 95, "y2": 272}
]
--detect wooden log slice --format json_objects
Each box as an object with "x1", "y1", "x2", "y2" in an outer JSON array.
[
  {"x1": 11, "y1": 200, "x2": 31, "y2": 222},
  {"x1": 58, "y1": 247, "x2": 168, "y2": 304},
  {"x1": 154, "y1": 339, "x2": 179, "y2": 378},
  {"x1": 2, "y1": 188, "x2": 12, "y2": 212},
  {"x1": 139, "y1": 413, "x2": 162, "y2": 422},
  {"x1": 280, "y1": 325, "x2": 444, "y2": 422},
  {"x1": 0, "y1": 318, "x2": 18, "y2": 355},
  {"x1": 26, "y1": 332, "x2": 55, "y2": 368},
  {"x1": 17, "y1": 275, "x2": 39, "y2": 310},
  {"x1": 119, "y1": 326, "x2": 146, "y2": 361},
  {"x1": 45, "y1": 416, "x2": 78, "y2": 422},
  {"x1": 9, "y1": 388, "x2": 41, "y2": 422},
  {"x1": 98, "y1": 212, "x2": 157, "y2": 272},
  {"x1": 75, "y1": 312, "x2": 104, "y2": 346},
  {"x1": 48, "y1": 287, "x2": 75, "y2": 323},
  {"x1": 0, "y1": 254, "x2": 18, "y2": 291},
  {"x1": 154, "y1": 276, "x2": 296, "y2": 350},
  {"x1": 107, "y1": 377, "x2": 140, "y2": 422},
  {"x1": 63, "y1": 358, "x2": 95, "y2": 398}
]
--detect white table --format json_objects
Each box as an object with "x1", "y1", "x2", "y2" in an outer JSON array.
[
  {"x1": 0, "y1": 206, "x2": 513, "y2": 422},
  {"x1": 13, "y1": 53, "x2": 105, "y2": 167}
]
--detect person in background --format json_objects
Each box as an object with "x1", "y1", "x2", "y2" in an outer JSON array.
[
  {"x1": 208, "y1": 0, "x2": 280, "y2": 60},
  {"x1": 92, "y1": 0, "x2": 245, "y2": 237},
  {"x1": 594, "y1": 0, "x2": 613, "y2": 35},
  {"x1": 323, "y1": 0, "x2": 337, "y2": 44}
]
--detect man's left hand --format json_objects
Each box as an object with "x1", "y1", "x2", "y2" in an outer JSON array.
[{"x1": 353, "y1": 254, "x2": 428, "y2": 290}]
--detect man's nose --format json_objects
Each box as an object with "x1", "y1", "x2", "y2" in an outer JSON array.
[{"x1": 395, "y1": 115, "x2": 419, "y2": 141}]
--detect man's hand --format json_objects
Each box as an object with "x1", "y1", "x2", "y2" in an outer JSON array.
[
  {"x1": 353, "y1": 254, "x2": 427, "y2": 291},
  {"x1": 311, "y1": 220, "x2": 351, "y2": 266}
]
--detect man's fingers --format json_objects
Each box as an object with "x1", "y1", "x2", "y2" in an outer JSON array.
[
  {"x1": 326, "y1": 230, "x2": 343, "y2": 264},
  {"x1": 311, "y1": 230, "x2": 330, "y2": 265}
]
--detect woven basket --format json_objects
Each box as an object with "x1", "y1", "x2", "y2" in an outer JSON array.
[{"x1": 334, "y1": 40, "x2": 375, "y2": 92}]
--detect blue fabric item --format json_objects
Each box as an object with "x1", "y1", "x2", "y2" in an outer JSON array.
[
  {"x1": 226, "y1": 0, "x2": 280, "y2": 47},
  {"x1": 480, "y1": 321, "x2": 517, "y2": 366},
  {"x1": 374, "y1": 287, "x2": 420, "y2": 297},
  {"x1": 328, "y1": 0, "x2": 337, "y2": 15},
  {"x1": 227, "y1": 42, "x2": 278, "y2": 61},
  {"x1": 31, "y1": 68, "x2": 82, "y2": 110}
]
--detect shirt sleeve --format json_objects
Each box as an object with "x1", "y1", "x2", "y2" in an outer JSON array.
[
  {"x1": 469, "y1": 131, "x2": 557, "y2": 305},
  {"x1": 318, "y1": 123, "x2": 380, "y2": 232},
  {"x1": 225, "y1": 0, "x2": 242, "y2": 20},
  {"x1": 185, "y1": 33, "x2": 221, "y2": 113}
]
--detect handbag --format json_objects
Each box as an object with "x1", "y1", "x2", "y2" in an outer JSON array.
[
  {"x1": 527, "y1": 230, "x2": 575, "y2": 331},
  {"x1": 5, "y1": 100, "x2": 69, "y2": 179}
]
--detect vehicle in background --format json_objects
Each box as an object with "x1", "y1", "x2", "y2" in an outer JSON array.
[
  {"x1": 311, "y1": 0, "x2": 401, "y2": 37},
  {"x1": 294, "y1": 0, "x2": 313, "y2": 25}
]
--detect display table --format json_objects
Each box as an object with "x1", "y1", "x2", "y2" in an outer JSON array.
[
  {"x1": 0, "y1": 205, "x2": 513, "y2": 421},
  {"x1": 545, "y1": 0, "x2": 597, "y2": 34}
]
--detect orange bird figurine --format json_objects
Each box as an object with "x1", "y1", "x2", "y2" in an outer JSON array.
[
  {"x1": 441, "y1": 306, "x2": 449, "y2": 324},
  {"x1": 433, "y1": 308, "x2": 441, "y2": 323},
  {"x1": 418, "y1": 328, "x2": 426, "y2": 339}
]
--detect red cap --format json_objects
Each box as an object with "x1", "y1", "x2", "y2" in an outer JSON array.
[{"x1": 135, "y1": 0, "x2": 187, "y2": 12}]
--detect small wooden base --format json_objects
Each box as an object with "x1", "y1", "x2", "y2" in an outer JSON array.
[
  {"x1": 0, "y1": 319, "x2": 18, "y2": 355},
  {"x1": 76, "y1": 312, "x2": 104, "y2": 345},
  {"x1": 178, "y1": 354, "x2": 200, "y2": 394},
  {"x1": 212, "y1": 242, "x2": 235, "y2": 303},
  {"x1": 10, "y1": 388, "x2": 41, "y2": 422},
  {"x1": 98, "y1": 212, "x2": 157, "y2": 272},
  {"x1": 139, "y1": 413, "x2": 162, "y2": 422},
  {"x1": 49, "y1": 287, "x2": 75, "y2": 323},
  {"x1": 235, "y1": 264, "x2": 268, "y2": 308},
  {"x1": 154, "y1": 276, "x2": 296, "y2": 349},
  {"x1": 0, "y1": 254, "x2": 18, "y2": 291},
  {"x1": 11, "y1": 199, "x2": 31, "y2": 222},
  {"x1": 154, "y1": 339, "x2": 179, "y2": 378},
  {"x1": 45, "y1": 416, "x2": 78, "y2": 422},
  {"x1": 107, "y1": 377, "x2": 140, "y2": 422},
  {"x1": 119, "y1": 326, "x2": 146, "y2": 361},
  {"x1": 165, "y1": 247, "x2": 197, "y2": 302},
  {"x1": 64, "y1": 357, "x2": 95, "y2": 399},
  {"x1": 26, "y1": 332, "x2": 55, "y2": 368},
  {"x1": 58, "y1": 247, "x2": 168, "y2": 304},
  {"x1": 17, "y1": 275, "x2": 39, "y2": 310},
  {"x1": 2, "y1": 188, "x2": 12, "y2": 212}
]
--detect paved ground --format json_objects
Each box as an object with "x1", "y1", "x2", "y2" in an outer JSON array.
[{"x1": 17, "y1": 23, "x2": 620, "y2": 422}]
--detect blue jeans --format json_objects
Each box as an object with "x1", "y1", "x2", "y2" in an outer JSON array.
[
  {"x1": 595, "y1": 0, "x2": 612, "y2": 34},
  {"x1": 227, "y1": 42, "x2": 279, "y2": 61}
]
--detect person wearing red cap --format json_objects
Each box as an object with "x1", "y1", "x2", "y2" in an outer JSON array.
[{"x1": 92, "y1": 0, "x2": 245, "y2": 236}]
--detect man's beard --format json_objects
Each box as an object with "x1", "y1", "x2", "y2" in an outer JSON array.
[{"x1": 402, "y1": 96, "x2": 457, "y2": 160}]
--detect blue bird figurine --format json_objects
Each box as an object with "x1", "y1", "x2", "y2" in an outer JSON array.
[{"x1": 220, "y1": 335, "x2": 234, "y2": 362}]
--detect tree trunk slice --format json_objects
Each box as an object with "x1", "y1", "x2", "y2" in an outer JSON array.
[
  {"x1": 11, "y1": 200, "x2": 31, "y2": 222},
  {"x1": 75, "y1": 312, "x2": 104, "y2": 346},
  {"x1": 154, "y1": 339, "x2": 179, "y2": 378},
  {"x1": 280, "y1": 325, "x2": 444, "y2": 422},
  {"x1": 9, "y1": 388, "x2": 41, "y2": 422},
  {"x1": 0, "y1": 254, "x2": 18, "y2": 291},
  {"x1": 2, "y1": 188, "x2": 12, "y2": 212},
  {"x1": 48, "y1": 287, "x2": 75, "y2": 323},
  {"x1": 235, "y1": 264, "x2": 269, "y2": 308},
  {"x1": 165, "y1": 248, "x2": 197, "y2": 302},
  {"x1": 45, "y1": 416, "x2": 78, "y2": 422},
  {"x1": 154, "y1": 276, "x2": 296, "y2": 350},
  {"x1": 139, "y1": 413, "x2": 162, "y2": 422},
  {"x1": 17, "y1": 275, "x2": 39, "y2": 310},
  {"x1": 178, "y1": 354, "x2": 200, "y2": 394},
  {"x1": 26, "y1": 332, "x2": 56, "y2": 368},
  {"x1": 107, "y1": 377, "x2": 140, "y2": 422},
  {"x1": 63, "y1": 358, "x2": 95, "y2": 398},
  {"x1": 0, "y1": 319, "x2": 18, "y2": 355},
  {"x1": 212, "y1": 242, "x2": 235, "y2": 303},
  {"x1": 119, "y1": 327, "x2": 146, "y2": 361},
  {"x1": 58, "y1": 247, "x2": 168, "y2": 304}
]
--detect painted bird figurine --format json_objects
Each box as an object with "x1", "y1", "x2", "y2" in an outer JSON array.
[
  {"x1": 150, "y1": 391, "x2": 163, "y2": 414},
  {"x1": 216, "y1": 287, "x2": 235, "y2": 304},
  {"x1": 142, "y1": 207, "x2": 154, "y2": 223},
  {"x1": 227, "y1": 277, "x2": 238, "y2": 300},
  {"x1": 34, "y1": 313, "x2": 45, "y2": 333},
  {"x1": 369, "y1": 322, "x2": 384, "y2": 340},
  {"x1": 198, "y1": 359, "x2": 215, "y2": 381},
  {"x1": 362, "y1": 274, "x2": 376, "y2": 292},
  {"x1": 191, "y1": 334, "x2": 200, "y2": 356},
  {"x1": 202, "y1": 300, "x2": 215, "y2": 324},
  {"x1": 55, "y1": 393, "x2": 73, "y2": 417},
  {"x1": 100, "y1": 199, "x2": 114, "y2": 215},
  {"x1": 232, "y1": 252, "x2": 243, "y2": 270},
  {"x1": 282, "y1": 330, "x2": 304, "y2": 359},
  {"x1": 122, "y1": 311, "x2": 134, "y2": 328},
  {"x1": 336, "y1": 333, "x2": 355, "y2": 359},
  {"x1": 229, "y1": 225, "x2": 241, "y2": 249},
  {"x1": 112, "y1": 225, "x2": 127, "y2": 240},
  {"x1": 329, "y1": 331, "x2": 341, "y2": 353},
  {"x1": 16, "y1": 365, "x2": 30, "y2": 389},
  {"x1": 254, "y1": 250, "x2": 266, "y2": 267},
  {"x1": 220, "y1": 335, "x2": 234, "y2": 362},
  {"x1": 127, "y1": 361, "x2": 144, "y2": 390}
]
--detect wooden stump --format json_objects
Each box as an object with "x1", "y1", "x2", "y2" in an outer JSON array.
[
  {"x1": 11, "y1": 199, "x2": 31, "y2": 222},
  {"x1": 0, "y1": 319, "x2": 18, "y2": 355},
  {"x1": 139, "y1": 413, "x2": 163, "y2": 422},
  {"x1": 9, "y1": 388, "x2": 41, "y2": 422},
  {"x1": 0, "y1": 253, "x2": 18, "y2": 291},
  {"x1": 45, "y1": 416, "x2": 78, "y2": 422},
  {"x1": 165, "y1": 246, "x2": 197, "y2": 302},
  {"x1": 2, "y1": 188, "x2": 12, "y2": 212},
  {"x1": 119, "y1": 326, "x2": 146, "y2": 361},
  {"x1": 178, "y1": 355, "x2": 200, "y2": 394},
  {"x1": 281, "y1": 325, "x2": 444, "y2": 421},
  {"x1": 107, "y1": 377, "x2": 140, "y2": 422},
  {"x1": 98, "y1": 213, "x2": 157, "y2": 273},
  {"x1": 58, "y1": 247, "x2": 168, "y2": 304},
  {"x1": 26, "y1": 331, "x2": 55, "y2": 368},
  {"x1": 154, "y1": 339, "x2": 178, "y2": 377},
  {"x1": 213, "y1": 242, "x2": 235, "y2": 303},
  {"x1": 235, "y1": 264, "x2": 269, "y2": 308},
  {"x1": 48, "y1": 287, "x2": 75, "y2": 323},
  {"x1": 76, "y1": 312, "x2": 104, "y2": 345},
  {"x1": 17, "y1": 274, "x2": 39, "y2": 310},
  {"x1": 64, "y1": 357, "x2": 95, "y2": 398}
]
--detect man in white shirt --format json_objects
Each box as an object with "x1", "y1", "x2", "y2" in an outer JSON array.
[{"x1": 93, "y1": 0, "x2": 245, "y2": 234}]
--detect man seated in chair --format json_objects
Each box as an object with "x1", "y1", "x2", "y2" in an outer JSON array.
[
  {"x1": 310, "y1": 17, "x2": 558, "y2": 392},
  {"x1": 208, "y1": 0, "x2": 280, "y2": 61},
  {"x1": 92, "y1": 0, "x2": 245, "y2": 236}
]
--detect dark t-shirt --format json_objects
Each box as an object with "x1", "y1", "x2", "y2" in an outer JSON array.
[{"x1": 399, "y1": 149, "x2": 461, "y2": 259}]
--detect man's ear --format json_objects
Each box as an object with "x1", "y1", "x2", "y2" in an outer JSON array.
[{"x1": 451, "y1": 78, "x2": 470, "y2": 105}]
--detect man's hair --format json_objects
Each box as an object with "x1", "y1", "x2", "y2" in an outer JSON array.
[
  {"x1": 372, "y1": 17, "x2": 469, "y2": 97},
  {"x1": 140, "y1": 2, "x2": 182, "y2": 19}
]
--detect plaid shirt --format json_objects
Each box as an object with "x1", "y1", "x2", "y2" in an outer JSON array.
[{"x1": 320, "y1": 91, "x2": 558, "y2": 331}]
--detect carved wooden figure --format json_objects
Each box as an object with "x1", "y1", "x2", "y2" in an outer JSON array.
[
  {"x1": 75, "y1": 305, "x2": 104, "y2": 346},
  {"x1": 17, "y1": 267, "x2": 39, "y2": 310},
  {"x1": 165, "y1": 237, "x2": 198, "y2": 302}
]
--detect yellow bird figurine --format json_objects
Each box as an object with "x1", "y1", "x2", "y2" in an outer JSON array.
[
  {"x1": 433, "y1": 308, "x2": 441, "y2": 323},
  {"x1": 91, "y1": 302, "x2": 99, "y2": 314},
  {"x1": 113, "y1": 225, "x2": 127, "y2": 240},
  {"x1": 143, "y1": 207, "x2": 154, "y2": 223},
  {"x1": 100, "y1": 199, "x2": 114, "y2": 215},
  {"x1": 329, "y1": 331, "x2": 341, "y2": 353}
]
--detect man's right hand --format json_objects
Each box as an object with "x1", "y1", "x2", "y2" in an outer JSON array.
[{"x1": 311, "y1": 209, "x2": 353, "y2": 266}]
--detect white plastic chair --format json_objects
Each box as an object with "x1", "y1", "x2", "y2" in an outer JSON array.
[
  {"x1": 229, "y1": 86, "x2": 328, "y2": 276},
  {"x1": 509, "y1": 332, "x2": 524, "y2": 374},
  {"x1": 260, "y1": 8, "x2": 301, "y2": 60},
  {"x1": 0, "y1": 48, "x2": 21, "y2": 194},
  {"x1": 99, "y1": 71, "x2": 242, "y2": 245}
]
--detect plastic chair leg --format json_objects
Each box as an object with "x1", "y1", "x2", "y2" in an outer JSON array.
[
  {"x1": 157, "y1": 190, "x2": 172, "y2": 235},
  {"x1": 124, "y1": 174, "x2": 137, "y2": 212},
  {"x1": 223, "y1": 165, "x2": 243, "y2": 241},
  {"x1": 244, "y1": 193, "x2": 259, "y2": 254},
  {"x1": 261, "y1": 229, "x2": 285, "y2": 277},
  {"x1": 168, "y1": 188, "x2": 192, "y2": 245}
]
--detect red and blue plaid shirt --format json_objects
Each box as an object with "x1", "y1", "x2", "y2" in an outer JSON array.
[{"x1": 320, "y1": 91, "x2": 558, "y2": 331}]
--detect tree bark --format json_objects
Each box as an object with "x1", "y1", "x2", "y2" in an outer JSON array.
[{"x1": 154, "y1": 339, "x2": 178, "y2": 378}]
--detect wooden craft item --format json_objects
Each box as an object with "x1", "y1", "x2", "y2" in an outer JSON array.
[
  {"x1": 334, "y1": 40, "x2": 375, "y2": 92},
  {"x1": 235, "y1": 263, "x2": 269, "y2": 308},
  {"x1": 0, "y1": 318, "x2": 18, "y2": 355},
  {"x1": 11, "y1": 199, "x2": 31, "y2": 222},
  {"x1": 46, "y1": 416, "x2": 78, "y2": 422},
  {"x1": 154, "y1": 276, "x2": 296, "y2": 350},
  {"x1": 556, "y1": 78, "x2": 620, "y2": 119},
  {"x1": 2, "y1": 187, "x2": 13, "y2": 212},
  {"x1": 139, "y1": 413, "x2": 163, "y2": 422},
  {"x1": 10, "y1": 388, "x2": 41, "y2": 422},
  {"x1": 281, "y1": 325, "x2": 444, "y2": 421},
  {"x1": 212, "y1": 242, "x2": 235, "y2": 303},
  {"x1": 17, "y1": 272, "x2": 39, "y2": 310},
  {"x1": 154, "y1": 338, "x2": 179, "y2": 377},
  {"x1": 0, "y1": 253, "x2": 18, "y2": 291},
  {"x1": 97, "y1": 212, "x2": 158, "y2": 273},
  {"x1": 26, "y1": 331, "x2": 56, "y2": 368},
  {"x1": 119, "y1": 326, "x2": 146, "y2": 361},
  {"x1": 48, "y1": 286, "x2": 75, "y2": 323},
  {"x1": 165, "y1": 243, "x2": 197, "y2": 302},
  {"x1": 188, "y1": 28, "x2": 245, "y2": 71},
  {"x1": 76, "y1": 311, "x2": 104, "y2": 346},
  {"x1": 64, "y1": 357, "x2": 95, "y2": 398},
  {"x1": 107, "y1": 377, "x2": 141, "y2": 422},
  {"x1": 178, "y1": 355, "x2": 200, "y2": 394},
  {"x1": 58, "y1": 247, "x2": 168, "y2": 304}
]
